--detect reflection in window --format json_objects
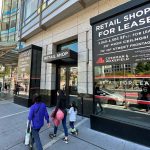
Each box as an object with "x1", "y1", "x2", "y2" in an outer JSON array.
[
  {"x1": 60, "y1": 68, "x2": 66, "y2": 91},
  {"x1": 42, "y1": 0, "x2": 55, "y2": 9},
  {"x1": 94, "y1": 62, "x2": 150, "y2": 127},
  {"x1": 9, "y1": 34, "x2": 15, "y2": 41},
  {"x1": 3, "y1": 0, "x2": 11, "y2": 15},
  {"x1": 1, "y1": 21, "x2": 9, "y2": 31},
  {"x1": 69, "y1": 67, "x2": 78, "y2": 95},
  {"x1": 10, "y1": 15, "x2": 17, "y2": 28},
  {"x1": 11, "y1": 0, "x2": 18, "y2": 13},
  {"x1": 17, "y1": 50, "x2": 31, "y2": 98},
  {"x1": 57, "y1": 40, "x2": 78, "y2": 52},
  {"x1": 24, "y1": 0, "x2": 39, "y2": 20},
  {"x1": 1, "y1": 34, "x2": 8, "y2": 42}
]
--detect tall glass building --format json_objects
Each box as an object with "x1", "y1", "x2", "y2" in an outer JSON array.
[{"x1": 0, "y1": 0, "x2": 18, "y2": 42}]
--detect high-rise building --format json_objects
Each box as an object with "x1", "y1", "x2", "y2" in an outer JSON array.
[
  {"x1": 0, "y1": 0, "x2": 18, "y2": 42},
  {"x1": 0, "y1": 0, "x2": 18, "y2": 84},
  {"x1": 0, "y1": 0, "x2": 19, "y2": 65}
]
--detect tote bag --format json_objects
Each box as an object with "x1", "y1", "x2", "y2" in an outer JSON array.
[
  {"x1": 50, "y1": 108, "x2": 64, "y2": 126},
  {"x1": 25, "y1": 121, "x2": 31, "y2": 145}
]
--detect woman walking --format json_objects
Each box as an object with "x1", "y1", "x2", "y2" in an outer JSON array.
[
  {"x1": 49, "y1": 90, "x2": 69, "y2": 143},
  {"x1": 28, "y1": 93, "x2": 50, "y2": 150}
]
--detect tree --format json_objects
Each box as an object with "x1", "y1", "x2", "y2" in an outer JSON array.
[
  {"x1": 0, "y1": 65, "x2": 11, "y2": 78},
  {"x1": 135, "y1": 62, "x2": 150, "y2": 74}
]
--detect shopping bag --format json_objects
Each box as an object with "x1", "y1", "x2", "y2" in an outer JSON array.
[
  {"x1": 50, "y1": 108, "x2": 64, "y2": 120},
  {"x1": 50, "y1": 108, "x2": 64, "y2": 127},
  {"x1": 25, "y1": 121, "x2": 31, "y2": 145}
]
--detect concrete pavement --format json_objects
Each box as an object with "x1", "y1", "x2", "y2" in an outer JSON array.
[{"x1": 0, "y1": 98, "x2": 150, "y2": 150}]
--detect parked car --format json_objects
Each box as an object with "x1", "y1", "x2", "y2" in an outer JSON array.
[{"x1": 95, "y1": 88, "x2": 125, "y2": 105}]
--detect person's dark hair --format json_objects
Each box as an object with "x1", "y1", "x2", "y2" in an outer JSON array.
[
  {"x1": 72, "y1": 101, "x2": 77, "y2": 111},
  {"x1": 57, "y1": 89, "x2": 65, "y2": 96},
  {"x1": 33, "y1": 93, "x2": 41, "y2": 103}
]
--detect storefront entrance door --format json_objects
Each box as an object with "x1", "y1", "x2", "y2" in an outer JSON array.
[{"x1": 57, "y1": 66, "x2": 78, "y2": 106}]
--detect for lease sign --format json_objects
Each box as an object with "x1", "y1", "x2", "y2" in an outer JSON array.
[{"x1": 93, "y1": 3, "x2": 150, "y2": 65}]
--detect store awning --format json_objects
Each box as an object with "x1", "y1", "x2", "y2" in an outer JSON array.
[
  {"x1": 0, "y1": 42, "x2": 18, "y2": 65},
  {"x1": 43, "y1": 49, "x2": 77, "y2": 65}
]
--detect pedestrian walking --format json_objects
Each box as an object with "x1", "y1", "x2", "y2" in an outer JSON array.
[
  {"x1": 16, "y1": 82, "x2": 20, "y2": 95},
  {"x1": 68, "y1": 101, "x2": 78, "y2": 135},
  {"x1": 28, "y1": 93, "x2": 50, "y2": 150},
  {"x1": 4, "y1": 83, "x2": 7, "y2": 92},
  {"x1": 49, "y1": 90, "x2": 69, "y2": 143}
]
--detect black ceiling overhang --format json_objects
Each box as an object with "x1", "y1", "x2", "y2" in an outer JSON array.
[{"x1": 43, "y1": 49, "x2": 77, "y2": 64}]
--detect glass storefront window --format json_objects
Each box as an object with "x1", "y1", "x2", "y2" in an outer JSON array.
[
  {"x1": 59, "y1": 66, "x2": 78, "y2": 106},
  {"x1": 69, "y1": 67, "x2": 78, "y2": 95},
  {"x1": 17, "y1": 50, "x2": 31, "y2": 97},
  {"x1": 94, "y1": 62, "x2": 150, "y2": 127},
  {"x1": 57, "y1": 40, "x2": 78, "y2": 52},
  {"x1": 60, "y1": 67, "x2": 66, "y2": 91},
  {"x1": 91, "y1": 0, "x2": 150, "y2": 129}
]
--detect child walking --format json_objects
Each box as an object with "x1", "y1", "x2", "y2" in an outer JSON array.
[{"x1": 68, "y1": 101, "x2": 78, "y2": 135}]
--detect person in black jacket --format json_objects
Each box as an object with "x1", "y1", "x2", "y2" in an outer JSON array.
[{"x1": 49, "y1": 90, "x2": 69, "y2": 143}]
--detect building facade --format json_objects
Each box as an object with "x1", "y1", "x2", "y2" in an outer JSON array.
[
  {"x1": 0, "y1": 0, "x2": 19, "y2": 91},
  {"x1": 16, "y1": 0, "x2": 150, "y2": 146},
  {"x1": 0, "y1": 0, "x2": 18, "y2": 42}
]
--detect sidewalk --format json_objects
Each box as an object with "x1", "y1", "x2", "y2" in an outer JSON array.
[
  {"x1": 0, "y1": 91, "x2": 14, "y2": 101},
  {"x1": 0, "y1": 100, "x2": 149, "y2": 150}
]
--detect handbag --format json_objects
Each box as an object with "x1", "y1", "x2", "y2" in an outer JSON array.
[
  {"x1": 51, "y1": 108, "x2": 64, "y2": 120},
  {"x1": 50, "y1": 108, "x2": 64, "y2": 127},
  {"x1": 25, "y1": 120, "x2": 31, "y2": 145}
]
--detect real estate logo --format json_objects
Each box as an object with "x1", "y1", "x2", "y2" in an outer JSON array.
[{"x1": 96, "y1": 57, "x2": 105, "y2": 64}]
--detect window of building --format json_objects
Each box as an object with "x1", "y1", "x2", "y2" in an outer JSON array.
[
  {"x1": 1, "y1": 20, "x2": 9, "y2": 31},
  {"x1": 3, "y1": 0, "x2": 11, "y2": 15},
  {"x1": 24, "y1": 0, "x2": 39, "y2": 20},
  {"x1": 57, "y1": 40, "x2": 78, "y2": 52},
  {"x1": 8, "y1": 34, "x2": 15, "y2": 41},
  {"x1": 11, "y1": 0, "x2": 18, "y2": 13},
  {"x1": 44, "y1": 0, "x2": 55, "y2": 6},
  {"x1": 1, "y1": 34, "x2": 8, "y2": 42},
  {"x1": 10, "y1": 15, "x2": 17, "y2": 28},
  {"x1": 94, "y1": 62, "x2": 150, "y2": 128}
]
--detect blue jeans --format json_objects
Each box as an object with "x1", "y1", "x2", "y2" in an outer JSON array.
[
  {"x1": 69, "y1": 121, "x2": 74, "y2": 129},
  {"x1": 54, "y1": 115, "x2": 68, "y2": 136},
  {"x1": 32, "y1": 128, "x2": 43, "y2": 150}
]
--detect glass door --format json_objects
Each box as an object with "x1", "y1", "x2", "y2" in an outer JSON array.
[
  {"x1": 68, "y1": 67, "x2": 78, "y2": 104},
  {"x1": 58, "y1": 66, "x2": 78, "y2": 106}
]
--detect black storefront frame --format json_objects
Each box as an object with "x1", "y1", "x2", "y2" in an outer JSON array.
[
  {"x1": 14, "y1": 45, "x2": 42, "y2": 107},
  {"x1": 90, "y1": 0, "x2": 150, "y2": 147}
]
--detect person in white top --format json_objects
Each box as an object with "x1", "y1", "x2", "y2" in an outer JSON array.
[{"x1": 68, "y1": 101, "x2": 78, "y2": 135}]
